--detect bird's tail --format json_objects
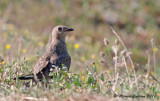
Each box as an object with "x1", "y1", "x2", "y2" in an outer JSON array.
[{"x1": 14, "y1": 73, "x2": 34, "y2": 80}]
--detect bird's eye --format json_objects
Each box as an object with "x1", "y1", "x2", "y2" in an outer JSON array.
[{"x1": 58, "y1": 27, "x2": 62, "y2": 31}]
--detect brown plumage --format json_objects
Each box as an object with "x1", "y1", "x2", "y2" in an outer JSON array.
[{"x1": 14, "y1": 25, "x2": 73, "y2": 82}]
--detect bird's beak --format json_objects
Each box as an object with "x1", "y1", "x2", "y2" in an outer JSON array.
[{"x1": 67, "y1": 28, "x2": 74, "y2": 31}]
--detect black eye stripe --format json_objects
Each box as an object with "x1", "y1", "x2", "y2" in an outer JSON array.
[{"x1": 58, "y1": 27, "x2": 62, "y2": 31}]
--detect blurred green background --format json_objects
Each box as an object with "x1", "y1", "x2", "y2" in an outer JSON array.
[{"x1": 0, "y1": 0, "x2": 160, "y2": 72}]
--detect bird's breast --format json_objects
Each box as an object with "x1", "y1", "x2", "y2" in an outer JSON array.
[{"x1": 55, "y1": 43, "x2": 69, "y2": 55}]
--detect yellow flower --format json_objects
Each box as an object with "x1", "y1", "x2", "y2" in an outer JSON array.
[
  {"x1": 82, "y1": 76, "x2": 85, "y2": 81},
  {"x1": 80, "y1": 56, "x2": 86, "y2": 62},
  {"x1": 1, "y1": 60, "x2": 4, "y2": 64},
  {"x1": 22, "y1": 48, "x2": 27, "y2": 53},
  {"x1": 74, "y1": 44, "x2": 79, "y2": 49},
  {"x1": 67, "y1": 73, "x2": 70, "y2": 76},
  {"x1": 91, "y1": 54, "x2": 95, "y2": 59},
  {"x1": 38, "y1": 41, "x2": 44, "y2": 47},
  {"x1": 5, "y1": 44, "x2": 11, "y2": 50},
  {"x1": 153, "y1": 47, "x2": 158, "y2": 52},
  {"x1": 8, "y1": 24, "x2": 14, "y2": 31}
]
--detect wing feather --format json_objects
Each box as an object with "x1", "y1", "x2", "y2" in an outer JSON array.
[{"x1": 33, "y1": 55, "x2": 50, "y2": 74}]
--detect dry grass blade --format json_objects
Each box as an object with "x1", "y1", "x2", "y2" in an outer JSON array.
[
  {"x1": 146, "y1": 51, "x2": 150, "y2": 79},
  {"x1": 109, "y1": 26, "x2": 139, "y2": 91},
  {"x1": 122, "y1": 56, "x2": 132, "y2": 88},
  {"x1": 151, "y1": 39, "x2": 156, "y2": 72}
]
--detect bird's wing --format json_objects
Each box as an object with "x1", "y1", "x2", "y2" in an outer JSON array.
[{"x1": 33, "y1": 54, "x2": 50, "y2": 74}]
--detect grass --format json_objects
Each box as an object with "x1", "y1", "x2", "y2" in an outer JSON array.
[
  {"x1": 0, "y1": 26, "x2": 160, "y2": 100},
  {"x1": 0, "y1": 0, "x2": 160, "y2": 100}
]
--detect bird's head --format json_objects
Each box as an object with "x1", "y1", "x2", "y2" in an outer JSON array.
[{"x1": 52, "y1": 25, "x2": 74, "y2": 40}]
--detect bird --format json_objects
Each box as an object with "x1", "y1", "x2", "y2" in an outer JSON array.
[{"x1": 14, "y1": 25, "x2": 74, "y2": 83}]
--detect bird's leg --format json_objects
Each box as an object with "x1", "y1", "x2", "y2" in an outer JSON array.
[
  {"x1": 24, "y1": 77, "x2": 38, "y2": 87},
  {"x1": 41, "y1": 68, "x2": 50, "y2": 88}
]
